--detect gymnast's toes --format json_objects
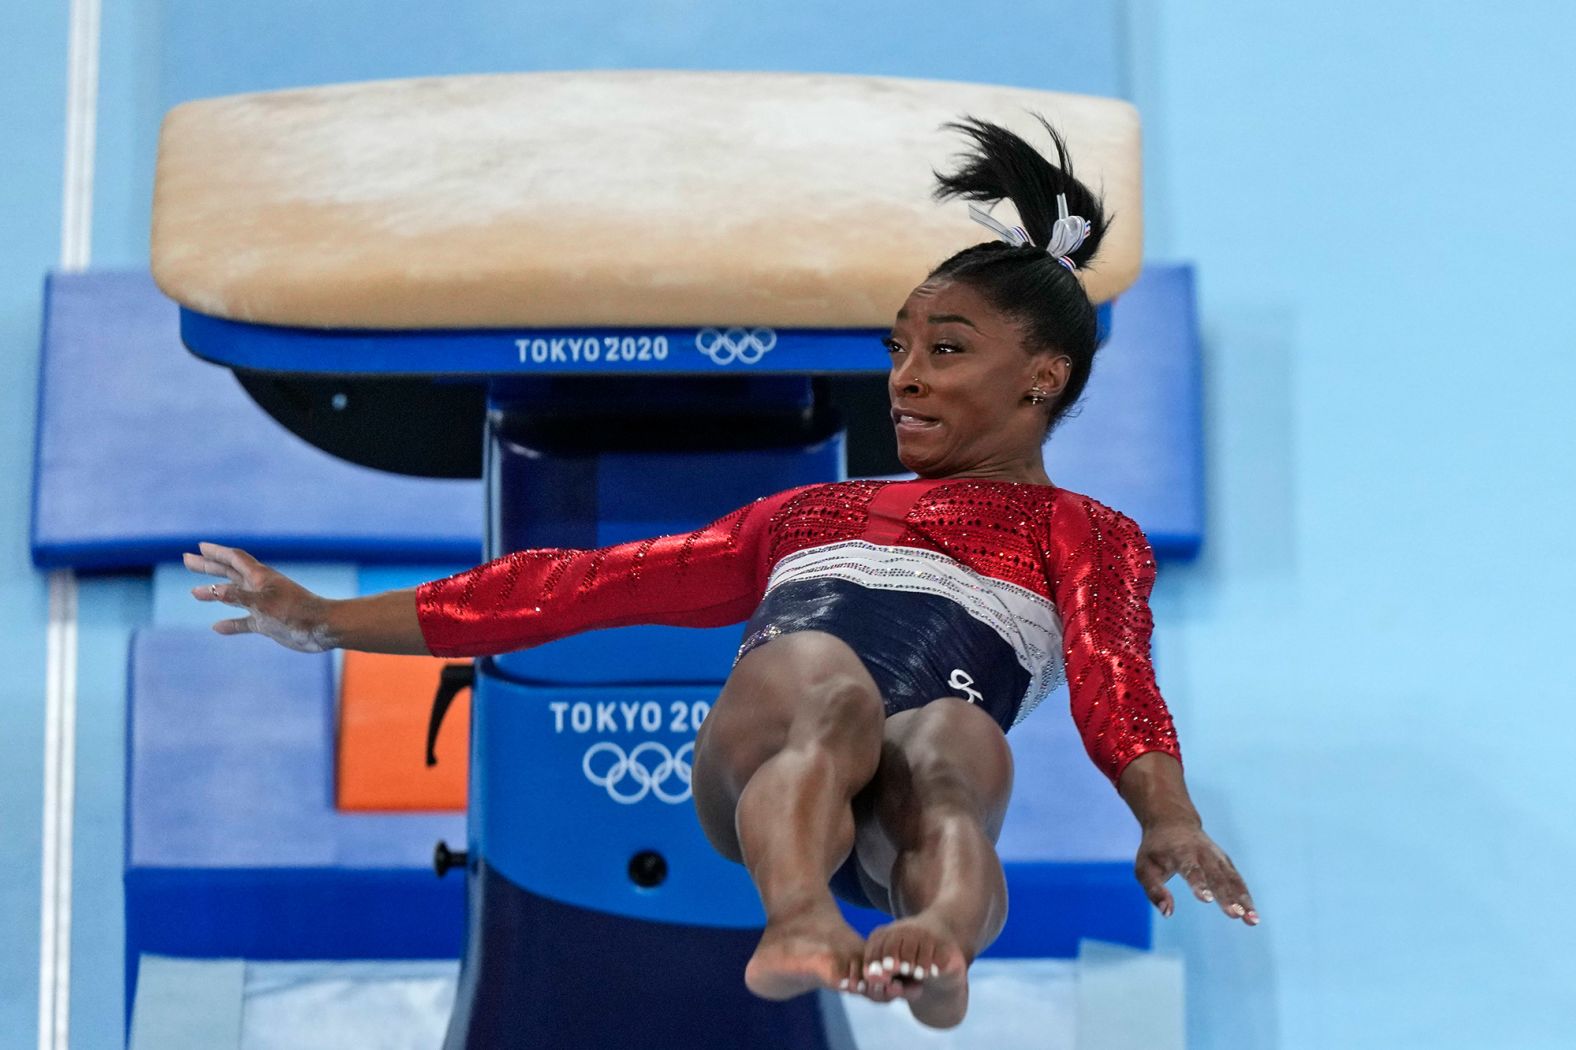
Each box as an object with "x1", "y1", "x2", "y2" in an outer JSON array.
[
  {"x1": 745, "y1": 907, "x2": 866, "y2": 1002},
  {"x1": 861, "y1": 917, "x2": 970, "y2": 1027}
]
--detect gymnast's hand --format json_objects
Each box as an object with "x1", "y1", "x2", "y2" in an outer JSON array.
[
  {"x1": 184, "y1": 542, "x2": 335, "y2": 653},
  {"x1": 1118, "y1": 752, "x2": 1259, "y2": 925},
  {"x1": 1135, "y1": 821, "x2": 1259, "y2": 926}
]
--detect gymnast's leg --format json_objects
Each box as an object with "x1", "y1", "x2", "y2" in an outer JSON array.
[
  {"x1": 853, "y1": 697, "x2": 1015, "y2": 1028},
  {"x1": 690, "y1": 631, "x2": 886, "y2": 999}
]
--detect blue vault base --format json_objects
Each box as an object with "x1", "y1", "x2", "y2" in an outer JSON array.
[{"x1": 443, "y1": 858, "x2": 854, "y2": 1050}]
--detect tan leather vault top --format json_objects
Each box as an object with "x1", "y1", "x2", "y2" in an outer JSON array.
[{"x1": 152, "y1": 71, "x2": 1142, "y2": 330}]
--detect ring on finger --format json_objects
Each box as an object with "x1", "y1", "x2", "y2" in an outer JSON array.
[{"x1": 210, "y1": 584, "x2": 219, "y2": 597}]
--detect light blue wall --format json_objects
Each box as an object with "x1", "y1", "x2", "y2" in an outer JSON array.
[
  {"x1": 1131, "y1": 2, "x2": 1576, "y2": 1047},
  {"x1": 0, "y1": 4, "x2": 65, "y2": 1044},
  {"x1": 5, "y1": 2, "x2": 1572, "y2": 1048}
]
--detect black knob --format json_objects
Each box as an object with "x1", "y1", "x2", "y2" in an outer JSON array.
[
  {"x1": 434, "y1": 840, "x2": 468, "y2": 878},
  {"x1": 628, "y1": 850, "x2": 668, "y2": 888}
]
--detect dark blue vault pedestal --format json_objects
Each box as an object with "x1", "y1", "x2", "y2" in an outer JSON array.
[
  {"x1": 446, "y1": 860, "x2": 854, "y2": 1049},
  {"x1": 439, "y1": 377, "x2": 851, "y2": 1049}
]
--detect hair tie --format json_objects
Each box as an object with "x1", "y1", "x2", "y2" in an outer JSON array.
[
  {"x1": 967, "y1": 194, "x2": 1090, "y2": 272},
  {"x1": 967, "y1": 203, "x2": 1032, "y2": 248},
  {"x1": 1045, "y1": 193, "x2": 1092, "y2": 271}
]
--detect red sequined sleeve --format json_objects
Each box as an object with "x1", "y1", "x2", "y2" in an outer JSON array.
[
  {"x1": 415, "y1": 488, "x2": 804, "y2": 658},
  {"x1": 1048, "y1": 494, "x2": 1182, "y2": 785}
]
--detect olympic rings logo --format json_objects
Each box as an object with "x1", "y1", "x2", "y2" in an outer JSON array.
[
  {"x1": 582, "y1": 741, "x2": 695, "y2": 805},
  {"x1": 695, "y1": 327, "x2": 777, "y2": 366}
]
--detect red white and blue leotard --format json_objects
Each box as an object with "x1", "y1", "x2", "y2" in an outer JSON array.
[{"x1": 416, "y1": 477, "x2": 1181, "y2": 785}]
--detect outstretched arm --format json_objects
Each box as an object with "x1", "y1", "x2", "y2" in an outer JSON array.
[
  {"x1": 185, "y1": 487, "x2": 800, "y2": 657},
  {"x1": 1049, "y1": 496, "x2": 1258, "y2": 926},
  {"x1": 413, "y1": 492, "x2": 795, "y2": 657}
]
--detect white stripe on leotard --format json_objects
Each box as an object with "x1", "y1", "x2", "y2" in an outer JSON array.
[{"x1": 763, "y1": 540, "x2": 1065, "y2": 723}]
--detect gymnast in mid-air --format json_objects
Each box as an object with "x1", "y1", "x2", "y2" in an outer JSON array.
[{"x1": 186, "y1": 116, "x2": 1256, "y2": 1030}]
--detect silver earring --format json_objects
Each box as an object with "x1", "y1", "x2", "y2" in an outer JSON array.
[{"x1": 1026, "y1": 387, "x2": 1049, "y2": 405}]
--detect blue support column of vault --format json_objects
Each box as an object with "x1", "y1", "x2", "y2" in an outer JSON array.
[{"x1": 441, "y1": 379, "x2": 851, "y2": 1049}]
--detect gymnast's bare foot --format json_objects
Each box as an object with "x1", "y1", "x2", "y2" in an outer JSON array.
[
  {"x1": 860, "y1": 915, "x2": 970, "y2": 1029},
  {"x1": 744, "y1": 902, "x2": 867, "y2": 1001}
]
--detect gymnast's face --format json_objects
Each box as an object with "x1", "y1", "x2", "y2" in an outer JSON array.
[{"x1": 885, "y1": 280, "x2": 1069, "y2": 482}]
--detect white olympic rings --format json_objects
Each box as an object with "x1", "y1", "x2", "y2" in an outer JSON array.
[
  {"x1": 582, "y1": 740, "x2": 695, "y2": 805},
  {"x1": 695, "y1": 327, "x2": 777, "y2": 366}
]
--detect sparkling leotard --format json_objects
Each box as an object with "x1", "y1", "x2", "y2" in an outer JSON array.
[{"x1": 417, "y1": 478, "x2": 1180, "y2": 784}]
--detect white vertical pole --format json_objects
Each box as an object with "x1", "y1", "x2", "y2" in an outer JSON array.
[{"x1": 41, "y1": 0, "x2": 100, "y2": 1046}]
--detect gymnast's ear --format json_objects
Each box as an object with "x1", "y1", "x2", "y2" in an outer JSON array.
[{"x1": 1031, "y1": 353, "x2": 1074, "y2": 398}]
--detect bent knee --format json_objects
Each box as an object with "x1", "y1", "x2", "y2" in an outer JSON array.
[
  {"x1": 887, "y1": 699, "x2": 1014, "y2": 806},
  {"x1": 789, "y1": 672, "x2": 885, "y2": 745},
  {"x1": 905, "y1": 697, "x2": 1011, "y2": 754}
]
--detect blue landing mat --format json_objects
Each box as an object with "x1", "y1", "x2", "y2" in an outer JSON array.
[
  {"x1": 31, "y1": 271, "x2": 482, "y2": 569},
  {"x1": 125, "y1": 628, "x2": 466, "y2": 1011}
]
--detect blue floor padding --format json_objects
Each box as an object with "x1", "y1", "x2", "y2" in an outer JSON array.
[
  {"x1": 125, "y1": 628, "x2": 465, "y2": 1012},
  {"x1": 1049, "y1": 264, "x2": 1203, "y2": 557},
  {"x1": 356, "y1": 563, "x2": 468, "y2": 597},
  {"x1": 31, "y1": 271, "x2": 482, "y2": 570}
]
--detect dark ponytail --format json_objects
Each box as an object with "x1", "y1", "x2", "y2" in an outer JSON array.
[{"x1": 930, "y1": 116, "x2": 1112, "y2": 432}]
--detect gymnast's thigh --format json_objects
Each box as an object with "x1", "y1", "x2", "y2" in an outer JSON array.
[{"x1": 690, "y1": 630, "x2": 884, "y2": 862}]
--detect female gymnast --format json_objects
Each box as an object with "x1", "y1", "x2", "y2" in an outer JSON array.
[{"x1": 185, "y1": 117, "x2": 1256, "y2": 1030}]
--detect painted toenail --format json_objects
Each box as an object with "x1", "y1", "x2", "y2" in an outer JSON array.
[
  {"x1": 839, "y1": 978, "x2": 849, "y2": 990},
  {"x1": 899, "y1": 961, "x2": 912, "y2": 975},
  {"x1": 856, "y1": 980, "x2": 866, "y2": 993},
  {"x1": 882, "y1": 956, "x2": 895, "y2": 971},
  {"x1": 868, "y1": 961, "x2": 883, "y2": 976},
  {"x1": 930, "y1": 963, "x2": 940, "y2": 978}
]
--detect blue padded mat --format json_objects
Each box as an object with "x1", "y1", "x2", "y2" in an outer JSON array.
[
  {"x1": 125, "y1": 628, "x2": 465, "y2": 1010},
  {"x1": 32, "y1": 267, "x2": 1199, "y2": 568},
  {"x1": 31, "y1": 271, "x2": 482, "y2": 569},
  {"x1": 1048, "y1": 264, "x2": 1203, "y2": 557}
]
